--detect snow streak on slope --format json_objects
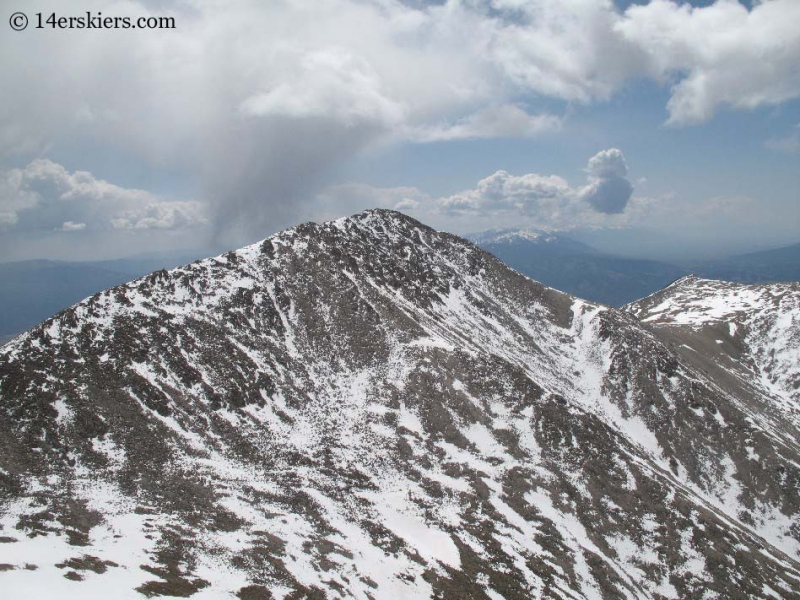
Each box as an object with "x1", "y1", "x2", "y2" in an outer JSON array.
[
  {"x1": 1, "y1": 212, "x2": 799, "y2": 599},
  {"x1": 627, "y1": 275, "x2": 800, "y2": 430}
]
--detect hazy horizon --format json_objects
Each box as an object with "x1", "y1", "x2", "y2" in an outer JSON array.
[{"x1": 1, "y1": 214, "x2": 797, "y2": 266}]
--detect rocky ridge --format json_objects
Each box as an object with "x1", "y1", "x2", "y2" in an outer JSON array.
[{"x1": 0, "y1": 211, "x2": 798, "y2": 599}]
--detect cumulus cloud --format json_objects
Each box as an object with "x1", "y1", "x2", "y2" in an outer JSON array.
[
  {"x1": 578, "y1": 177, "x2": 634, "y2": 215},
  {"x1": 616, "y1": 0, "x2": 800, "y2": 126},
  {"x1": 578, "y1": 148, "x2": 633, "y2": 214},
  {"x1": 437, "y1": 148, "x2": 635, "y2": 227},
  {"x1": 1, "y1": 0, "x2": 798, "y2": 242},
  {"x1": 313, "y1": 147, "x2": 798, "y2": 248},
  {"x1": 585, "y1": 148, "x2": 628, "y2": 180},
  {"x1": 440, "y1": 171, "x2": 569, "y2": 213},
  {"x1": 0, "y1": 159, "x2": 208, "y2": 233}
]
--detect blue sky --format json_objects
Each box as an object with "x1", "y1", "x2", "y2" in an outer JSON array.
[{"x1": 1, "y1": 0, "x2": 798, "y2": 262}]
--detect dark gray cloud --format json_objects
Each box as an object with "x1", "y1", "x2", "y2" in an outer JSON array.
[
  {"x1": 202, "y1": 115, "x2": 391, "y2": 243},
  {"x1": 579, "y1": 148, "x2": 634, "y2": 214},
  {"x1": 580, "y1": 176, "x2": 634, "y2": 214}
]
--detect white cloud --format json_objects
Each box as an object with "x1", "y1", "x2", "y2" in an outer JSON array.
[
  {"x1": 3, "y1": 2, "x2": 797, "y2": 158},
  {"x1": 440, "y1": 170, "x2": 570, "y2": 213},
  {"x1": 437, "y1": 148, "x2": 635, "y2": 226},
  {"x1": 586, "y1": 148, "x2": 628, "y2": 179},
  {"x1": 410, "y1": 105, "x2": 561, "y2": 142},
  {"x1": 312, "y1": 147, "x2": 798, "y2": 244},
  {"x1": 239, "y1": 49, "x2": 405, "y2": 127},
  {"x1": 60, "y1": 221, "x2": 87, "y2": 232},
  {"x1": 482, "y1": 0, "x2": 644, "y2": 103},
  {"x1": 578, "y1": 177, "x2": 634, "y2": 215},
  {"x1": 616, "y1": 0, "x2": 800, "y2": 126},
  {"x1": 0, "y1": 159, "x2": 208, "y2": 233},
  {"x1": 1, "y1": 0, "x2": 798, "y2": 241},
  {"x1": 0, "y1": 168, "x2": 38, "y2": 226}
]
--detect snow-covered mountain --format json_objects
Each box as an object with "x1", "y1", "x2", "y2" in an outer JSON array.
[
  {"x1": 1, "y1": 211, "x2": 799, "y2": 599},
  {"x1": 626, "y1": 275, "x2": 800, "y2": 433},
  {"x1": 467, "y1": 228, "x2": 598, "y2": 257}
]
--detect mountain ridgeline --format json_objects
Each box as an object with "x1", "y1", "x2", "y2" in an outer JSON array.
[
  {"x1": 0, "y1": 210, "x2": 798, "y2": 599},
  {"x1": 0, "y1": 253, "x2": 219, "y2": 345},
  {"x1": 1, "y1": 229, "x2": 797, "y2": 344}
]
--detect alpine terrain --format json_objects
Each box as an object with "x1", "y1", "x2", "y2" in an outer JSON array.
[
  {"x1": 0, "y1": 210, "x2": 798, "y2": 599},
  {"x1": 626, "y1": 275, "x2": 800, "y2": 438}
]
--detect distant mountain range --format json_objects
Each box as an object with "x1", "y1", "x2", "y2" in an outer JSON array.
[
  {"x1": 468, "y1": 229, "x2": 800, "y2": 307},
  {"x1": 692, "y1": 242, "x2": 800, "y2": 284}
]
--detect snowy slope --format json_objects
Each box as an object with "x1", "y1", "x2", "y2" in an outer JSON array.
[
  {"x1": 626, "y1": 275, "x2": 800, "y2": 431},
  {"x1": 1, "y1": 212, "x2": 799, "y2": 599}
]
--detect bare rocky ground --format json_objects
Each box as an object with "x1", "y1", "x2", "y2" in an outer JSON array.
[{"x1": 0, "y1": 210, "x2": 798, "y2": 599}]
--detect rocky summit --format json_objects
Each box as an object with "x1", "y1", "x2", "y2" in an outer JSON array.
[{"x1": 0, "y1": 210, "x2": 798, "y2": 599}]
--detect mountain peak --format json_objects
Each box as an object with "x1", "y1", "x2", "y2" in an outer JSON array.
[
  {"x1": 1, "y1": 213, "x2": 799, "y2": 598},
  {"x1": 249, "y1": 208, "x2": 436, "y2": 258},
  {"x1": 332, "y1": 207, "x2": 430, "y2": 233},
  {"x1": 670, "y1": 273, "x2": 701, "y2": 286}
]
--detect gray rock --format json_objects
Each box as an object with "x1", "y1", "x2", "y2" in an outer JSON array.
[{"x1": 0, "y1": 211, "x2": 798, "y2": 599}]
